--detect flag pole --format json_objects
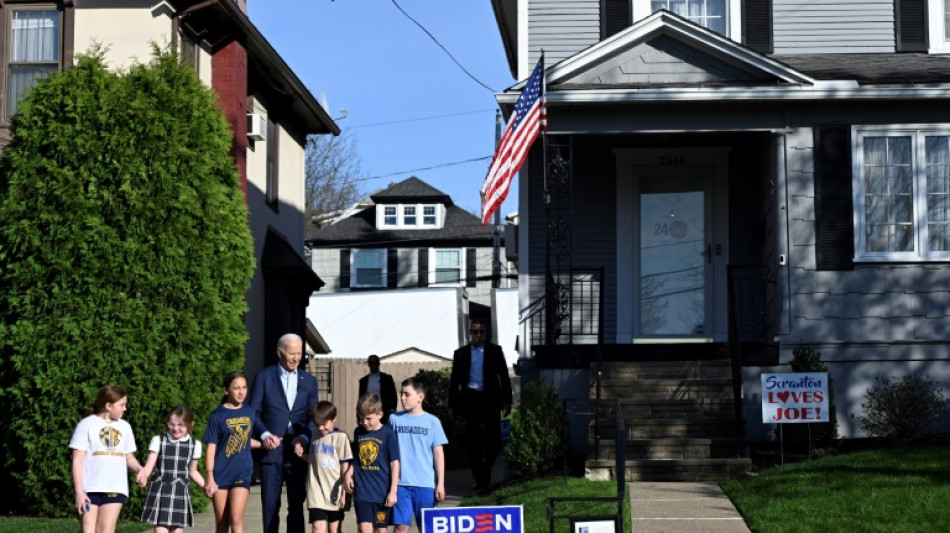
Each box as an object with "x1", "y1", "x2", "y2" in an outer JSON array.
[
  {"x1": 541, "y1": 51, "x2": 549, "y2": 206},
  {"x1": 492, "y1": 110, "x2": 502, "y2": 289}
]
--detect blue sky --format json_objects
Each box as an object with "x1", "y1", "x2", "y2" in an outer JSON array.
[{"x1": 248, "y1": 0, "x2": 518, "y2": 217}]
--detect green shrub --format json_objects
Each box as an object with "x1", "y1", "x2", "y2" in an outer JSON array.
[
  {"x1": 0, "y1": 47, "x2": 254, "y2": 517},
  {"x1": 505, "y1": 381, "x2": 564, "y2": 478},
  {"x1": 784, "y1": 346, "x2": 839, "y2": 451},
  {"x1": 856, "y1": 374, "x2": 947, "y2": 443}
]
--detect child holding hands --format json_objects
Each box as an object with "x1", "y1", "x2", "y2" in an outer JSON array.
[
  {"x1": 293, "y1": 401, "x2": 353, "y2": 533},
  {"x1": 137, "y1": 405, "x2": 205, "y2": 533},
  {"x1": 346, "y1": 392, "x2": 400, "y2": 533}
]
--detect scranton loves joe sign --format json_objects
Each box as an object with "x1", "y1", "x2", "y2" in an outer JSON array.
[
  {"x1": 761, "y1": 372, "x2": 830, "y2": 423},
  {"x1": 422, "y1": 505, "x2": 523, "y2": 533}
]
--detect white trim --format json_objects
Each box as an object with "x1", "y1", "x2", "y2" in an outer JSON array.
[
  {"x1": 517, "y1": 0, "x2": 529, "y2": 80},
  {"x1": 928, "y1": 0, "x2": 950, "y2": 53},
  {"x1": 375, "y1": 202, "x2": 444, "y2": 229},
  {"x1": 350, "y1": 249, "x2": 387, "y2": 288},
  {"x1": 543, "y1": 10, "x2": 815, "y2": 87},
  {"x1": 851, "y1": 123, "x2": 950, "y2": 262}
]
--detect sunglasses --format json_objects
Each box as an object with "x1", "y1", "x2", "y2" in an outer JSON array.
[{"x1": 470, "y1": 330, "x2": 486, "y2": 335}]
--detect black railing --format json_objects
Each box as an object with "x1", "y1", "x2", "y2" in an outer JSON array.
[
  {"x1": 518, "y1": 268, "x2": 604, "y2": 350},
  {"x1": 547, "y1": 398, "x2": 625, "y2": 533}
]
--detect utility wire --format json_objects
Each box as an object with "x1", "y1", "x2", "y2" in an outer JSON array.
[
  {"x1": 362, "y1": 156, "x2": 492, "y2": 182},
  {"x1": 390, "y1": 0, "x2": 497, "y2": 93},
  {"x1": 351, "y1": 108, "x2": 495, "y2": 129}
]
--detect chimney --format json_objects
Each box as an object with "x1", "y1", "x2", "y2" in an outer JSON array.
[{"x1": 234, "y1": 0, "x2": 247, "y2": 13}]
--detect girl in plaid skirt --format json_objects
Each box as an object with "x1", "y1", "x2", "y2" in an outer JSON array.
[{"x1": 137, "y1": 405, "x2": 206, "y2": 533}]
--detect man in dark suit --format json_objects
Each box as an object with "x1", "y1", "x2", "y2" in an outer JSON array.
[
  {"x1": 448, "y1": 317, "x2": 512, "y2": 491},
  {"x1": 357, "y1": 354, "x2": 397, "y2": 424},
  {"x1": 249, "y1": 333, "x2": 319, "y2": 533}
]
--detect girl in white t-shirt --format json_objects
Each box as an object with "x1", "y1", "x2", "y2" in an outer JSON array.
[
  {"x1": 137, "y1": 405, "x2": 206, "y2": 533},
  {"x1": 69, "y1": 384, "x2": 144, "y2": 533}
]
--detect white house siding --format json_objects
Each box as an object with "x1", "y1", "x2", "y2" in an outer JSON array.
[
  {"x1": 772, "y1": 0, "x2": 895, "y2": 54},
  {"x1": 74, "y1": 1, "x2": 174, "y2": 68},
  {"x1": 527, "y1": 0, "x2": 601, "y2": 75}
]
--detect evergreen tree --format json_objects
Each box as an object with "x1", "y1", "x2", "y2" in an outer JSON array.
[{"x1": 0, "y1": 47, "x2": 254, "y2": 517}]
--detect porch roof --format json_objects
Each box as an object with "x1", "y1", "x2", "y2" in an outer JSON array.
[{"x1": 773, "y1": 54, "x2": 950, "y2": 85}]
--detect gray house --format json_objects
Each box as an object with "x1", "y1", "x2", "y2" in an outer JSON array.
[
  {"x1": 307, "y1": 177, "x2": 516, "y2": 324},
  {"x1": 492, "y1": 1, "x2": 950, "y2": 480}
]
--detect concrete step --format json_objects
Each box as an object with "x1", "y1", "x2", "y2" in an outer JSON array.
[
  {"x1": 613, "y1": 398, "x2": 737, "y2": 418},
  {"x1": 587, "y1": 457, "x2": 752, "y2": 482},
  {"x1": 592, "y1": 418, "x2": 737, "y2": 439},
  {"x1": 598, "y1": 378, "x2": 734, "y2": 400},
  {"x1": 598, "y1": 360, "x2": 733, "y2": 380},
  {"x1": 589, "y1": 438, "x2": 744, "y2": 461}
]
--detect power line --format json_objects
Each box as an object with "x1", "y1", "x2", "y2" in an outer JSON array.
[
  {"x1": 362, "y1": 155, "x2": 492, "y2": 182},
  {"x1": 390, "y1": 0, "x2": 497, "y2": 93},
  {"x1": 351, "y1": 109, "x2": 496, "y2": 129}
]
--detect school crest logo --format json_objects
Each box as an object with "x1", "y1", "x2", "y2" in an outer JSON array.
[
  {"x1": 376, "y1": 510, "x2": 388, "y2": 524},
  {"x1": 225, "y1": 416, "x2": 251, "y2": 458},
  {"x1": 99, "y1": 426, "x2": 122, "y2": 448},
  {"x1": 359, "y1": 440, "x2": 379, "y2": 466}
]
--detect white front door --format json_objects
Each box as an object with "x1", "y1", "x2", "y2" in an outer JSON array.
[{"x1": 616, "y1": 147, "x2": 730, "y2": 343}]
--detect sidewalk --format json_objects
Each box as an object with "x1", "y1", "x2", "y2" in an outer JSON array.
[{"x1": 192, "y1": 468, "x2": 750, "y2": 533}]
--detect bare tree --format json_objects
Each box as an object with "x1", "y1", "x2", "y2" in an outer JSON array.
[{"x1": 305, "y1": 129, "x2": 365, "y2": 221}]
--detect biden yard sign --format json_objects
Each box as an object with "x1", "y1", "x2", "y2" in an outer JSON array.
[
  {"x1": 761, "y1": 372, "x2": 830, "y2": 423},
  {"x1": 422, "y1": 505, "x2": 523, "y2": 533}
]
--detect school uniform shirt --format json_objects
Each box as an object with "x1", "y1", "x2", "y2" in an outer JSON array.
[
  {"x1": 351, "y1": 424, "x2": 399, "y2": 504},
  {"x1": 389, "y1": 411, "x2": 448, "y2": 488},
  {"x1": 203, "y1": 405, "x2": 255, "y2": 487},
  {"x1": 69, "y1": 415, "x2": 138, "y2": 496},
  {"x1": 305, "y1": 430, "x2": 353, "y2": 511}
]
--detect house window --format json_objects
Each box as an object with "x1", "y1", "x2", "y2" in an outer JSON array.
[
  {"x1": 853, "y1": 126, "x2": 950, "y2": 261},
  {"x1": 352, "y1": 249, "x2": 386, "y2": 287},
  {"x1": 403, "y1": 205, "x2": 416, "y2": 226},
  {"x1": 5, "y1": 7, "x2": 60, "y2": 119},
  {"x1": 383, "y1": 206, "x2": 397, "y2": 225},
  {"x1": 423, "y1": 205, "x2": 436, "y2": 225},
  {"x1": 433, "y1": 249, "x2": 462, "y2": 284},
  {"x1": 265, "y1": 116, "x2": 278, "y2": 208},
  {"x1": 651, "y1": 0, "x2": 726, "y2": 35}
]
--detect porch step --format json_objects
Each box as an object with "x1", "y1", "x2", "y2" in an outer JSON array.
[
  {"x1": 594, "y1": 417, "x2": 737, "y2": 439},
  {"x1": 600, "y1": 378, "x2": 734, "y2": 400},
  {"x1": 589, "y1": 438, "x2": 744, "y2": 460},
  {"x1": 587, "y1": 457, "x2": 753, "y2": 482},
  {"x1": 597, "y1": 360, "x2": 732, "y2": 380},
  {"x1": 609, "y1": 398, "x2": 736, "y2": 418}
]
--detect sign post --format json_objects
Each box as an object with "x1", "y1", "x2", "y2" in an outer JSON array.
[
  {"x1": 422, "y1": 505, "x2": 524, "y2": 533},
  {"x1": 761, "y1": 372, "x2": 830, "y2": 462}
]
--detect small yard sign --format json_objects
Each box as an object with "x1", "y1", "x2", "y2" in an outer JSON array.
[
  {"x1": 422, "y1": 505, "x2": 523, "y2": 533},
  {"x1": 761, "y1": 372, "x2": 829, "y2": 423}
]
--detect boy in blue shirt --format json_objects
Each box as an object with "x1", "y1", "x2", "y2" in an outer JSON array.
[
  {"x1": 388, "y1": 377, "x2": 448, "y2": 532},
  {"x1": 345, "y1": 392, "x2": 400, "y2": 533}
]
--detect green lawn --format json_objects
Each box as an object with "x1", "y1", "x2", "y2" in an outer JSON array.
[
  {"x1": 721, "y1": 444, "x2": 950, "y2": 533},
  {"x1": 0, "y1": 518, "x2": 149, "y2": 533},
  {"x1": 462, "y1": 476, "x2": 631, "y2": 533}
]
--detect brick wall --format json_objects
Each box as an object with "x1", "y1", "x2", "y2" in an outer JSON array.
[{"x1": 211, "y1": 39, "x2": 248, "y2": 198}]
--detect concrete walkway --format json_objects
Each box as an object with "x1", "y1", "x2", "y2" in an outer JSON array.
[{"x1": 190, "y1": 470, "x2": 750, "y2": 532}]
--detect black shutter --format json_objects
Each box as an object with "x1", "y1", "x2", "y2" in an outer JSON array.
[
  {"x1": 418, "y1": 249, "x2": 428, "y2": 287},
  {"x1": 742, "y1": 0, "x2": 773, "y2": 54},
  {"x1": 466, "y1": 248, "x2": 477, "y2": 288},
  {"x1": 387, "y1": 249, "x2": 398, "y2": 288},
  {"x1": 601, "y1": 0, "x2": 631, "y2": 40},
  {"x1": 815, "y1": 126, "x2": 855, "y2": 271},
  {"x1": 339, "y1": 249, "x2": 351, "y2": 289},
  {"x1": 896, "y1": 0, "x2": 928, "y2": 52}
]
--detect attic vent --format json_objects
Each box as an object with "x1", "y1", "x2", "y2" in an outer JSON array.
[{"x1": 247, "y1": 112, "x2": 266, "y2": 141}]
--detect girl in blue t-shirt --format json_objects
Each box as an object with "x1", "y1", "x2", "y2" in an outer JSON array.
[{"x1": 203, "y1": 371, "x2": 260, "y2": 533}]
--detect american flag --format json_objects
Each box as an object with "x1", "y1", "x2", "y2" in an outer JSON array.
[{"x1": 480, "y1": 56, "x2": 546, "y2": 225}]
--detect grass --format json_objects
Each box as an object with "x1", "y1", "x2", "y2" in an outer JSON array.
[
  {"x1": 721, "y1": 443, "x2": 950, "y2": 533},
  {"x1": 0, "y1": 518, "x2": 149, "y2": 533},
  {"x1": 461, "y1": 475, "x2": 631, "y2": 533}
]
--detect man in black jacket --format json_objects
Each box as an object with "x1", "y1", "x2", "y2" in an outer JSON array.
[
  {"x1": 448, "y1": 318, "x2": 512, "y2": 490},
  {"x1": 358, "y1": 354, "x2": 397, "y2": 424}
]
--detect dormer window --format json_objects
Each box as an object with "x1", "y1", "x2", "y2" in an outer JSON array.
[{"x1": 376, "y1": 203, "x2": 445, "y2": 229}]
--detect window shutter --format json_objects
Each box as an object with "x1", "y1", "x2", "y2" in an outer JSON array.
[
  {"x1": 339, "y1": 249, "x2": 351, "y2": 288},
  {"x1": 814, "y1": 126, "x2": 855, "y2": 271},
  {"x1": 466, "y1": 248, "x2": 477, "y2": 288},
  {"x1": 418, "y1": 249, "x2": 428, "y2": 287},
  {"x1": 896, "y1": 0, "x2": 928, "y2": 52},
  {"x1": 601, "y1": 0, "x2": 631, "y2": 40},
  {"x1": 387, "y1": 249, "x2": 398, "y2": 288},
  {"x1": 742, "y1": 0, "x2": 773, "y2": 54}
]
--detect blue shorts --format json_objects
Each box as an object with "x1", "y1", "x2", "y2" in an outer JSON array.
[
  {"x1": 354, "y1": 501, "x2": 390, "y2": 529},
  {"x1": 393, "y1": 486, "x2": 436, "y2": 527},
  {"x1": 87, "y1": 492, "x2": 127, "y2": 506},
  {"x1": 218, "y1": 478, "x2": 251, "y2": 490}
]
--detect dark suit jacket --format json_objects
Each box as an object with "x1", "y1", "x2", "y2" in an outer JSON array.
[
  {"x1": 358, "y1": 371, "x2": 397, "y2": 417},
  {"x1": 248, "y1": 364, "x2": 319, "y2": 464},
  {"x1": 449, "y1": 341, "x2": 512, "y2": 412}
]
